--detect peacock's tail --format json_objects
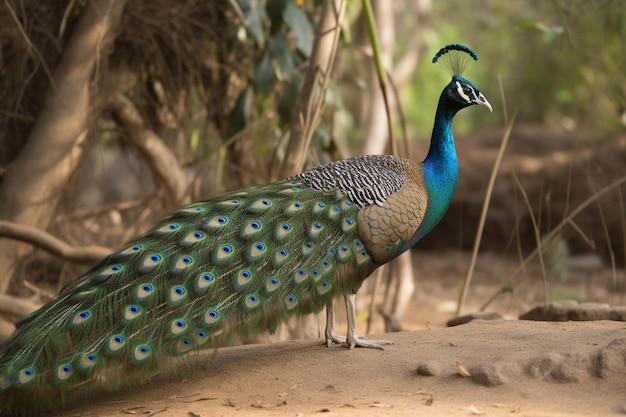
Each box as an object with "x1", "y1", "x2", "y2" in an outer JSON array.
[{"x1": 0, "y1": 180, "x2": 372, "y2": 412}]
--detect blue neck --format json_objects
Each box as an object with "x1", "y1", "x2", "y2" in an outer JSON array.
[{"x1": 417, "y1": 92, "x2": 459, "y2": 240}]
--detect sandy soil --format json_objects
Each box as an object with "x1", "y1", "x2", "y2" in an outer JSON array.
[{"x1": 54, "y1": 320, "x2": 626, "y2": 417}]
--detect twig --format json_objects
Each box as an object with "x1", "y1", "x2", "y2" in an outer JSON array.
[
  {"x1": 58, "y1": 0, "x2": 80, "y2": 38},
  {"x1": 513, "y1": 171, "x2": 549, "y2": 307},
  {"x1": 617, "y1": 187, "x2": 626, "y2": 305},
  {"x1": 386, "y1": 73, "x2": 410, "y2": 158},
  {"x1": 0, "y1": 220, "x2": 111, "y2": 264},
  {"x1": 498, "y1": 74, "x2": 507, "y2": 124},
  {"x1": 480, "y1": 174, "x2": 626, "y2": 311},
  {"x1": 586, "y1": 174, "x2": 617, "y2": 303},
  {"x1": 456, "y1": 110, "x2": 517, "y2": 315},
  {"x1": 3, "y1": 0, "x2": 56, "y2": 87},
  {"x1": 61, "y1": 194, "x2": 155, "y2": 222}
]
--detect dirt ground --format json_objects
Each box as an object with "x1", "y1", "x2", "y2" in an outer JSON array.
[{"x1": 54, "y1": 320, "x2": 625, "y2": 417}]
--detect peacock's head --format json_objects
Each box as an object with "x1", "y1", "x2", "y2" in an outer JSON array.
[
  {"x1": 433, "y1": 44, "x2": 492, "y2": 113},
  {"x1": 446, "y1": 75, "x2": 492, "y2": 112}
]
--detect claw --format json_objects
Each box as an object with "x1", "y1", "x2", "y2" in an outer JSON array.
[
  {"x1": 345, "y1": 335, "x2": 394, "y2": 350},
  {"x1": 324, "y1": 295, "x2": 395, "y2": 350},
  {"x1": 325, "y1": 331, "x2": 346, "y2": 347}
]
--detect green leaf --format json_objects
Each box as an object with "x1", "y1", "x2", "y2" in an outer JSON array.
[
  {"x1": 282, "y1": 1, "x2": 313, "y2": 56},
  {"x1": 252, "y1": 49, "x2": 277, "y2": 91},
  {"x1": 555, "y1": 88, "x2": 573, "y2": 104},
  {"x1": 266, "y1": 0, "x2": 288, "y2": 29},
  {"x1": 277, "y1": 73, "x2": 304, "y2": 125},
  {"x1": 515, "y1": 19, "x2": 563, "y2": 44},
  {"x1": 227, "y1": 87, "x2": 252, "y2": 138},
  {"x1": 234, "y1": 0, "x2": 267, "y2": 45},
  {"x1": 268, "y1": 32, "x2": 295, "y2": 80},
  {"x1": 500, "y1": 283, "x2": 514, "y2": 294},
  {"x1": 189, "y1": 127, "x2": 201, "y2": 153}
]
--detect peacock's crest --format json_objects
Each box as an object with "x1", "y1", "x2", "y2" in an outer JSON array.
[{"x1": 431, "y1": 43, "x2": 478, "y2": 77}]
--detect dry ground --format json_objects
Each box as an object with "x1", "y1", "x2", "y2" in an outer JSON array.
[{"x1": 54, "y1": 320, "x2": 625, "y2": 417}]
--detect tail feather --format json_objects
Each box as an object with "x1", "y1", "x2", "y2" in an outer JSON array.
[{"x1": 0, "y1": 181, "x2": 371, "y2": 413}]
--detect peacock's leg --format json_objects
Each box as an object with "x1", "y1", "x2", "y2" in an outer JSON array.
[
  {"x1": 344, "y1": 293, "x2": 395, "y2": 350},
  {"x1": 324, "y1": 299, "x2": 346, "y2": 346}
]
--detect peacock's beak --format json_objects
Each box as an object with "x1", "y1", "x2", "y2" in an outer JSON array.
[{"x1": 474, "y1": 93, "x2": 492, "y2": 112}]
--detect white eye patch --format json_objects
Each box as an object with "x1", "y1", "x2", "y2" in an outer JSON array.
[{"x1": 455, "y1": 81, "x2": 476, "y2": 103}]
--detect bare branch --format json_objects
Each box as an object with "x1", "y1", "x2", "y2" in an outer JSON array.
[
  {"x1": 0, "y1": 319, "x2": 16, "y2": 342},
  {"x1": 279, "y1": 0, "x2": 347, "y2": 177},
  {"x1": 392, "y1": 0, "x2": 431, "y2": 88},
  {"x1": 0, "y1": 220, "x2": 111, "y2": 264},
  {"x1": 3, "y1": 0, "x2": 55, "y2": 86},
  {"x1": 60, "y1": 194, "x2": 155, "y2": 223},
  {"x1": 362, "y1": 0, "x2": 394, "y2": 156},
  {"x1": 0, "y1": 293, "x2": 40, "y2": 319},
  {"x1": 107, "y1": 93, "x2": 189, "y2": 207},
  {"x1": 0, "y1": 0, "x2": 128, "y2": 293}
]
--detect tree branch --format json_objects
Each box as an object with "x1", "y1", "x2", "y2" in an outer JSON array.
[
  {"x1": 279, "y1": 0, "x2": 347, "y2": 177},
  {"x1": 0, "y1": 293, "x2": 40, "y2": 319},
  {"x1": 0, "y1": 0, "x2": 128, "y2": 293},
  {"x1": 392, "y1": 0, "x2": 431, "y2": 88},
  {"x1": 107, "y1": 93, "x2": 189, "y2": 207},
  {"x1": 0, "y1": 220, "x2": 111, "y2": 264}
]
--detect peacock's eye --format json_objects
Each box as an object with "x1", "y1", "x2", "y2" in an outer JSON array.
[{"x1": 463, "y1": 86, "x2": 472, "y2": 95}]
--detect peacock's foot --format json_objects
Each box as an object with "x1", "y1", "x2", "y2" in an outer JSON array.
[
  {"x1": 324, "y1": 330, "x2": 346, "y2": 347},
  {"x1": 326, "y1": 331, "x2": 395, "y2": 350},
  {"x1": 345, "y1": 335, "x2": 395, "y2": 350}
]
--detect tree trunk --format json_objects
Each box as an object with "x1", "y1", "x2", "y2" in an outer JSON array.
[
  {"x1": 361, "y1": 0, "x2": 395, "y2": 155},
  {"x1": 279, "y1": 0, "x2": 347, "y2": 178},
  {"x1": 360, "y1": 1, "x2": 418, "y2": 329},
  {"x1": 272, "y1": 0, "x2": 347, "y2": 342},
  {"x1": 0, "y1": 0, "x2": 128, "y2": 293}
]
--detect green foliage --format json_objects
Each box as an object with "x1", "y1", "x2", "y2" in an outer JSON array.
[
  {"x1": 399, "y1": 0, "x2": 626, "y2": 137},
  {"x1": 515, "y1": 20, "x2": 564, "y2": 44},
  {"x1": 228, "y1": 0, "x2": 317, "y2": 139},
  {"x1": 549, "y1": 289, "x2": 584, "y2": 302},
  {"x1": 84, "y1": 0, "x2": 625, "y2": 197},
  {"x1": 226, "y1": 0, "x2": 626, "y2": 170},
  {"x1": 500, "y1": 283, "x2": 514, "y2": 294}
]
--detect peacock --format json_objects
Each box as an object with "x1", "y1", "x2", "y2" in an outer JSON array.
[{"x1": 0, "y1": 44, "x2": 491, "y2": 414}]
